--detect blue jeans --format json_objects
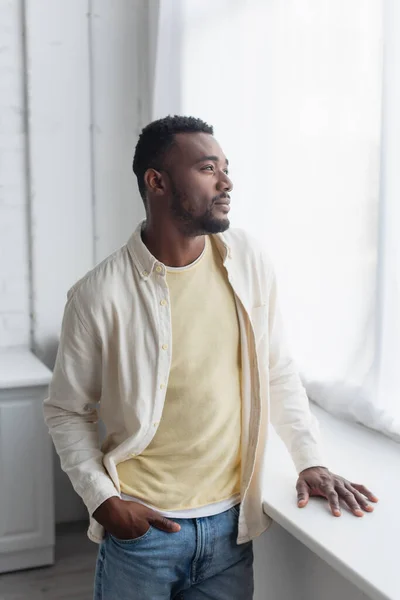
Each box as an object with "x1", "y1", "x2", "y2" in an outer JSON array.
[{"x1": 93, "y1": 504, "x2": 254, "y2": 599}]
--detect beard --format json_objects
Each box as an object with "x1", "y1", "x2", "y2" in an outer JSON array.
[{"x1": 169, "y1": 185, "x2": 230, "y2": 236}]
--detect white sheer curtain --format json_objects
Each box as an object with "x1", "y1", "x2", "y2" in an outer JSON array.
[{"x1": 153, "y1": 0, "x2": 399, "y2": 441}]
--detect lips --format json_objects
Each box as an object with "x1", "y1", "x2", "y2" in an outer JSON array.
[
  {"x1": 214, "y1": 194, "x2": 230, "y2": 204},
  {"x1": 214, "y1": 202, "x2": 231, "y2": 212}
]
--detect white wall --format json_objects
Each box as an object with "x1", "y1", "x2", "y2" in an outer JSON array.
[
  {"x1": 90, "y1": 0, "x2": 147, "y2": 263},
  {"x1": 0, "y1": 0, "x2": 30, "y2": 349},
  {"x1": 25, "y1": 0, "x2": 94, "y2": 372},
  {"x1": 1, "y1": 0, "x2": 148, "y2": 523},
  {"x1": 150, "y1": 0, "x2": 182, "y2": 119},
  {"x1": 25, "y1": 0, "x2": 147, "y2": 369},
  {"x1": 253, "y1": 524, "x2": 370, "y2": 600}
]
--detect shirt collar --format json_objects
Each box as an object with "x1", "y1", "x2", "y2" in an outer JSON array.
[{"x1": 127, "y1": 220, "x2": 232, "y2": 280}]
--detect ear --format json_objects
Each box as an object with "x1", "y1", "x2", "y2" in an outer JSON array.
[{"x1": 144, "y1": 168, "x2": 165, "y2": 196}]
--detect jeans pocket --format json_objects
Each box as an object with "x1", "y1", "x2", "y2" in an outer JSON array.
[{"x1": 109, "y1": 525, "x2": 153, "y2": 545}]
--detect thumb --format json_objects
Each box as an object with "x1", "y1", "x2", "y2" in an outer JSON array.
[
  {"x1": 149, "y1": 514, "x2": 181, "y2": 533},
  {"x1": 296, "y1": 480, "x2": 310, "y2": 508}
]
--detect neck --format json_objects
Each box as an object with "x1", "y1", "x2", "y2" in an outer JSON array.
[{"x1": 142, "y1": 218, "x2": 206, "y2": 268}]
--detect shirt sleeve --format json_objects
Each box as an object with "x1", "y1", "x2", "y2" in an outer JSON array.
[{"x1": 43, "y1": 293, "x2": 119, "y2": 516}]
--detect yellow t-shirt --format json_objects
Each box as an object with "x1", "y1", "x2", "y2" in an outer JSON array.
[{"x1": 117, "y1": 236, "x2": 242, "y2": 510}]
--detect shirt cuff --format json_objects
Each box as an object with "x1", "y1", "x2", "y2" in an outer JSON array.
[
  {"x1": 81, "y1": 474, "x2": 121, "y2": 516},
  {"x1": 291, "y1": 446, "x2": 327, "y2": 474}
]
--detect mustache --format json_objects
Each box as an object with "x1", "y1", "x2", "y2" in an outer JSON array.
[{"x1": 212, "y1": 193, "x2": 230, "y2": 203}]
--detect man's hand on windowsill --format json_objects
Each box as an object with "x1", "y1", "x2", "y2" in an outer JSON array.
[{"x1": 296, "y1": 466, "x2": 379, "y2": 517}]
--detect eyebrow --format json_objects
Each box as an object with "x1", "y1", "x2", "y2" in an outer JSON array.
[{"x1": 195, "y1": 155, "x2": 229, "y2": 167}]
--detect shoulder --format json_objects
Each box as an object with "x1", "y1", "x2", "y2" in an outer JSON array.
[
  {"x1": 221, "y1": 227, "x2": 275, "y2": 276},
  {"x1": 66, "y1": 244, "x2": 131, "y2": 310},
  {"x1": 220, "y1": 227, "x2": 276, "y2": 306}
]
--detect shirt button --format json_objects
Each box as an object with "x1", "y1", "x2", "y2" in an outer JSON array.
[
  {"x1": 160, "y1": 299, "x2": 167, "y2": 306},
  {"x1": 162, "y1": 344, "x2": 168, "y2": 350},
  {"x1": 153, "y1": 422, "x2": 159, "y2": 427},
  {"x1": 142, "y1": 270, "x2": 149, "y2": 277},
  {"x1": 155, "y1": 265, "x2": 163, "y2": 274},
  {"x1": 160, "y1": 383, "x2": 166, "y2": 390}
]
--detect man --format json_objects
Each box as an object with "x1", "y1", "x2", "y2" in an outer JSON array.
[{"x1": 44, "y1": 116, "x2": 377, "y2": 599}]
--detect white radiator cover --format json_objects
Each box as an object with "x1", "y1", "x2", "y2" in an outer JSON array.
[{"x1": 0, "y1": 350, "x2": 54, "y2": 573}]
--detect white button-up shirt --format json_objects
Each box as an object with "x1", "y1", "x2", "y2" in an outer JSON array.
[{"x1": 44, "y1": 222, "x2": 324, "y2": 544}]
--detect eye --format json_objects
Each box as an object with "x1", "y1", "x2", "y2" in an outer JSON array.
[
  {"x1": 202, "y1": 165, "x2": 215, "y2": 172},
  {"x1": 223, "y1": 169, "x2": 229, "y2": 176}
]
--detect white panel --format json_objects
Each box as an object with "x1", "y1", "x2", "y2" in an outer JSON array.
[
  {"x1": 151, "y1": 0, "x2": 182, "y2": 119},
  {"x1": 0, "y1": 387, "x2": 54, "y2": 556},
  {"x1": 0, "y1": 0, "x2": 30, "y2": 348},
  {"x1": 253, "y1": 524, "x2": 370, "y2": 600},
  {"x1": 90, "y1": 0, "x2": 147, "y2": 263},
  {"x1": 147, "y1": 0, "x2": 160, "y2": 113},
  {"x1": 25, "y1": 0, "x2": 94, "y2": 365},
  {"x1": 0, "y1": 400, "x2": 37, "y2": 536}
]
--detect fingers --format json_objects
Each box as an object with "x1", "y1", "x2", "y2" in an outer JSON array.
[
  {"x1": 351, "y1": 483, "x2": 379, "y2": 503},
  {"x1": 337, "y1": 486, "x2": 364, "y2": 517},
  {"x1": 295, "y1": 471, "x2": 377, "y2": 519},
  {"x1": 149, "y1": 514, "x2": 181, "y2": 533},
  {"x1": 326, "y1": 489, "x2": 341, "y2": 517},
  {"x1": 296, "y1": 480, "x2": 310, "y2": 508},
  {"x1": 345, "y1": 484, "x2": 374, "y2": 512}
]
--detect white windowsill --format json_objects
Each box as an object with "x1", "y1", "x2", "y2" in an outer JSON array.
[
  {"x1": 0, "y1": 348, "x2": 52, "y2": 389},
  {"x1": 263, "y1": 404, "x2": 400, "y2": 600}
]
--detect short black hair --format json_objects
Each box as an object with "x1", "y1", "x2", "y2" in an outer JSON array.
[{"x1": 132, "y1": 115, "x2": 213, "y2": 203}]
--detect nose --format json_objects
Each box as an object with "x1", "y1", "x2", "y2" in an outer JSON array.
[{"x1": 217, "y1": 171, "x2": 233, "y2": 194}]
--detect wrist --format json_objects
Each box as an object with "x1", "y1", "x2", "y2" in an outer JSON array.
[{"x1": 93, "y1": 495, "x2": 123, "y2": 523}]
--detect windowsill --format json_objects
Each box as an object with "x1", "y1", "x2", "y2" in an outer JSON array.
[
  {"x1": 263, "y1": 404, "x2": 399, "y2": 600},
  {"x1": 0, "y1": 348, "x2": 52, "y2": 389}
]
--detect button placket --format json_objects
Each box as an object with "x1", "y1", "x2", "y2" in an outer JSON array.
[{"x1": 153, "y1": 276, "x2": 171, "y2": 429}]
